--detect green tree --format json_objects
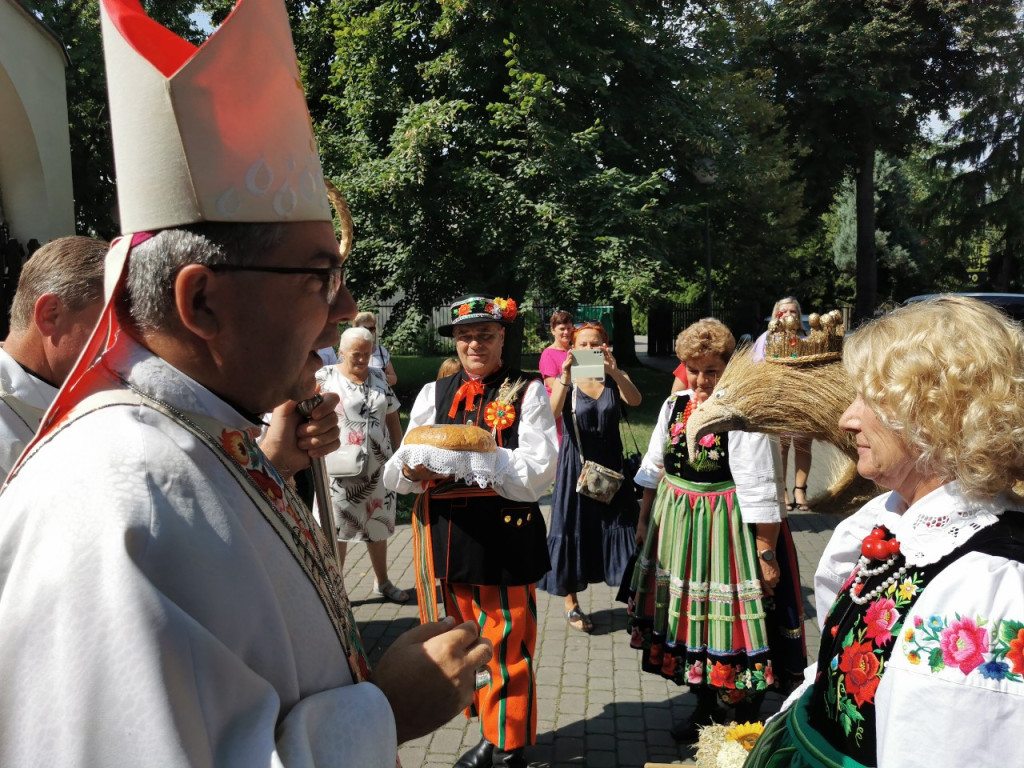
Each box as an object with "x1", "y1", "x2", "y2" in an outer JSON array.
[
  {"x1": 930, "y1": 8, "x2": 1024, "y2": 291},
  {"x1": 303, "y1": 1, "x2": 805, "y2": 360},
  {"x1": 23, "y1": 1, "x2": 204, "y2": 237},
  {"x1": 748, "y1": 0, "x2": 1019, "y2": 319}
]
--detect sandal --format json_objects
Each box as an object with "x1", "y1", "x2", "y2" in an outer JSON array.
[
  {"x1": 793, "y1": 485, "x2": 811, "y2": 512},
  {"x1": 566, "y1": 608, "x2": 594, "y2": 633},
  {"x1": 785, "y1": 491, "x2": 796, "y2": 512},
  {"x1": 373, "y1": 580, "x2": 409, "y2": 604}
]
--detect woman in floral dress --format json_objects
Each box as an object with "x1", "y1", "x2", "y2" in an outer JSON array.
[
  {"x1": 627, "y1": 318, "x2": 806, "y2": 740},
  {"x1": 747, "y1": 296, "x2": 1024, "y2": 768},
  {"x1": 317, "y1": 326, "x2": 407, "y2": 602}
]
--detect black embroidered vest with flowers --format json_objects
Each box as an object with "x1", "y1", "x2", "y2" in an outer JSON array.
[
  {"x1": 428, "y1": 366, "x2": 551, "y2": 585},
  {"x1": 663, "y1": 394, "x2": 732, "y2": 483},
  {"x1": 809, "y1": 512, "x2": 1024, "y2": 765}
]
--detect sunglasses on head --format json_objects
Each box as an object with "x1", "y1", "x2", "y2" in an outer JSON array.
[{"x1": 574, "y1": 321, "x2": 603, "y2": 330}]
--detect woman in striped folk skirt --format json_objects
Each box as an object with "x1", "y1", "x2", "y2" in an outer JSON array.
[{"x1": 626, "y1": 319, "x2": 806, "y2": 741}]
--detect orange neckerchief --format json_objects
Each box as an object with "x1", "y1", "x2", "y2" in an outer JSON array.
[{"x1": 448, "y1": 377, "x2": 485, "y2": 418}]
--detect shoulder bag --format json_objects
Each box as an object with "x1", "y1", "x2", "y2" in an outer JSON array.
[
  {"x1": 571, "y1": 384, "x2": 624, "y2": 504},
  {"x1": 325, "y1": 382, "x2": 371, "y2": 478}
]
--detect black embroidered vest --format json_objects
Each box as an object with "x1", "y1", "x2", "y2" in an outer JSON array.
[
  {"x1": 809, "y1": 511, "x2": 1024, "y2": 765},
  {"x1": 663, "y1": 394, "x2": 733, "y2": 484},
  {"x1": 428, "y1": 367, "x2": 551, "y2": 585}
]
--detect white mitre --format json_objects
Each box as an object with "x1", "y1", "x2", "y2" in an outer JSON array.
[
  {"x1": 100, "y1": 0, "x2": 331, "y2": 231},
  {"x1": 7, "y1": 0, "x2": 335, "y2": 470}
]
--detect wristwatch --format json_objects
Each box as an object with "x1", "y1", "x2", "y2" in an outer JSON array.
[{"x1": 758, "y1": 549, "x2": 776, "y2": 563}]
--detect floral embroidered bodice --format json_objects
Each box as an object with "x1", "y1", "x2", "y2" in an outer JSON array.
[
  {"x1": 663, "y1": 394, "x2": 731, "y2": 483},
  {"x1": 809, "y1": 512, "x2": 1024, "y2": 765}
]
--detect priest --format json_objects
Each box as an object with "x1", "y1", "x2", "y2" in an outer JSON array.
[{"x1": 0, "y1": 1, "x2": 489, "y2": 765}]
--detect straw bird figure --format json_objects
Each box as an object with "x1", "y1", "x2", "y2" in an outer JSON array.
[{"x1": 684, "y1": 347, "x2": 878, "y2": 507}]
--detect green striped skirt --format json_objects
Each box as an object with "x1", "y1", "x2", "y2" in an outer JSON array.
[{"x1": 627, "y1": 474, "x2": 772, "y2": 697}]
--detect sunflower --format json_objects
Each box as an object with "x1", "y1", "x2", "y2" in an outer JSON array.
[{"x1": 726, "y1": 721, "x2": 764, "y2": 752}]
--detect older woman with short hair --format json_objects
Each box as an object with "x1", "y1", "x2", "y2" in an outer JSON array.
[
  {"x1": 748, "y1": 295, "x2": 1024, "y2": 767},
  {"x1": 627, "y1": 318, "x2": 805, "y2": 739},
  {"x1": 317, "y1": 326, "x2": 406, "y2": 602},
  {"x1": 352, "y1": 311, "x2": 398, "y2": 387}
]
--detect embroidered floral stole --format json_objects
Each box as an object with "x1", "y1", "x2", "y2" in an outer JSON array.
[{"x1": 26, "y1": 388, "x2": 371, "y2": 684}]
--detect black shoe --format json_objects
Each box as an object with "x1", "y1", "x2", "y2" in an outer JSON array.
[
  {"x1": 670, "y1": 691, "x2": 723, "y2": 742},
  {"x1": 669, "y1": 716, "x2": 705, "y2": 743},
  {"x1": 733, "y1": 700, "x2": 762, "y2": 724},
  {"x1": 492, "y1": 747, "x2": 527, "y2": 768},
  {"x1": 453, "y1": 738, "x2": 494, "y2": 768}
]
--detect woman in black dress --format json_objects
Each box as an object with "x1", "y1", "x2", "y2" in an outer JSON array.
[{"x1": 538, "y1": 321, "x2": 642, "y2": 632}]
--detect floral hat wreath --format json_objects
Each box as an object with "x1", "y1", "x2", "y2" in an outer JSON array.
[{"x1": 438, "y1": 294, "x2": 519, "y2": 337}]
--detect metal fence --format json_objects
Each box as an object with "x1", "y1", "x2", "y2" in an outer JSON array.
[{"x1": 364, "y1": 298, "x2": 768, "y2": 357}]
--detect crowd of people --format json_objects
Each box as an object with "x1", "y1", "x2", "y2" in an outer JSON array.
[{"x1": 1, "y1": 3, "x2": 1022, "y2": 768}]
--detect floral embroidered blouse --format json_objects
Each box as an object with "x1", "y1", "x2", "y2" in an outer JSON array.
[{"x1": 795, "y1": 483, "x2": 1024, "y2": 767}]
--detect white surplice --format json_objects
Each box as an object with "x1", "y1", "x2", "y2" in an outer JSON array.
[
  {"x1": 0, "y1": 346, "x2": 57, "y2": 478},
  {"x1": 0, "y1": 336, "x2": 396, "y2": 767}
]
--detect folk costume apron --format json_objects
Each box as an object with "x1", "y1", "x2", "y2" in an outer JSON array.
[{"x1": 627, "y1": 394, "x2": 803, "y2": 703}]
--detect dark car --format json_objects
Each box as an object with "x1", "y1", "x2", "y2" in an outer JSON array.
[{"x1": 904, "y1": 293, "x2": 1024, "y2": 323}]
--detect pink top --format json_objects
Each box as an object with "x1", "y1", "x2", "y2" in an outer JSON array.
[
  {"x1": 539, "y1": 345, "x2": 569, "y2": 442},
  {"x1": 539, "y1": 346, "x2": 570, "y2": 395}
]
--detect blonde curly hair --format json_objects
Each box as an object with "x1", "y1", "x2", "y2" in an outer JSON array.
[
  {"x1": 843, "y1": 296, "x2": 1024, "y2": 498},
  {"x1": 675, "y1": 318, "x2": 736, "y2": 364}
]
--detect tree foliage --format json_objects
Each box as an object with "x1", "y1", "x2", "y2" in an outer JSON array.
[
  {"x1": 292, "y1": 1, "x2": 804, "y2": 343},
  {"x1": 930, "y1": 7, "x2": 1024, "y2": 291},
  {"x1": 22, "y1": 1, "x2": 204, "y2": 238},
  {"x1": 745, "y1": 0, "x2": 1019, "y2": 318}
]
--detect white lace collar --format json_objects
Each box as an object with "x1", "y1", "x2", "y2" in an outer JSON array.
[{"x1": 864, "y1": 482, "x2": 1024, "y2": 566}]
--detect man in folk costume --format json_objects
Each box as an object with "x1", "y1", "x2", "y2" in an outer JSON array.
[
  {"x1": 0, "y1": 1, "x2": 490, "y2": 766},
  {"x1": 0, "y1": 236, "x2": 107, "y2": 477},
  {"x1": 384, "y1": 295, "x2": 558, "y2": 768}
]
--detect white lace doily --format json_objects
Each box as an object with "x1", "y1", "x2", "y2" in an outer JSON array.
[{"x1": 387, "y1": 444, "x2": 510, "y2": 489}]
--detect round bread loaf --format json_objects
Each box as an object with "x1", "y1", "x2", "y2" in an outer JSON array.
[{"x1": 404, "y1": 424, "x2": 497, "y2": 453}]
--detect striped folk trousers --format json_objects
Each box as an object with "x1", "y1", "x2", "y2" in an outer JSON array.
[{"x1": 442, "y1": 581, "x2": 538, "y2": 751}]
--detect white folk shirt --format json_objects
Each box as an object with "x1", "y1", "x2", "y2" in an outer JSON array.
[
  {"x1": 786, "y1": 482, "x2": 1024, "y2": 767},
  {"x1": 0, "y1": 336, "x2": 396, "y2": 767},
  {"x1": 382, "y1": 377, "x2": 557, "y2": 501},
  {"x1": 632, "y1": 392, "x2": 786, "y2": 524},
  {"x1": 0, "y1": 345, "x2": 57, "y2": 478}
]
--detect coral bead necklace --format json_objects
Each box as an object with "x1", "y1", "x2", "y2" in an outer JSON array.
[
  {"x1": 682, "y1": 398, "x2": 698, "y2": 426},
  {"x1": 849, "y1": 526, "x2": 907, "y2": 606}
]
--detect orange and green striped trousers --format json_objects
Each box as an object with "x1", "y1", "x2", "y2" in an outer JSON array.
[{"x1": 442, "y1": 581, "x2": 538, "y2": 751}]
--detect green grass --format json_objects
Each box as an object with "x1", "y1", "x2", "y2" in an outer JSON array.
[{"x1": 389, "y1": 353, "x2": 672, "y2": 522}]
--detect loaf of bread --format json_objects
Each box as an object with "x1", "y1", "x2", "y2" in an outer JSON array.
[{"x1": 404, "y1": 424, "x2": 497, "y2": 453}]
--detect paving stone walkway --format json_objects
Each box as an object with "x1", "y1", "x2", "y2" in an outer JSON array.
[
  {"x1": 345, "y1": 503, "x2": 843, "y2": 768},
  {"x1": 346, "y1": 348, "x2": 851, "y2": 766}
]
